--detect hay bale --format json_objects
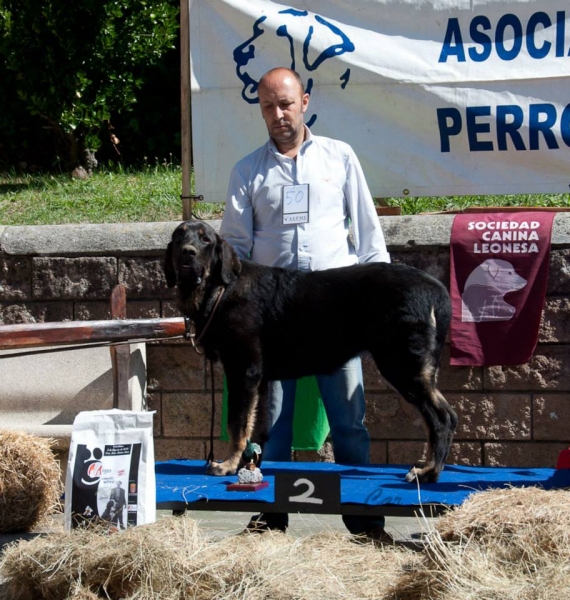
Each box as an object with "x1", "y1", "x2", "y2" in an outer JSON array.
[
  {"x1": 436, "y1": 486, "x2": 570, "y2": 544},
  {"x1": 195, "y1": 529, "x2": 414, "y2": 600},
  {"x1": 0, "y1": 517, "x2": 414, "y2": 600},
  {"x1": 4, "y1": 486, "x2": 569, "y2": 599},
  {"x1": 0, "y1": 430, "x2": 63, "y2": 533},
  {"x1": 391, "y1": 487, "x2": 570, "y2": 600}
]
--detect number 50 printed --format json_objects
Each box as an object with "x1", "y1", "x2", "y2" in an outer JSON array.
[{"x1": 282, "y1": 184, "x2": 309, "y2": 224}]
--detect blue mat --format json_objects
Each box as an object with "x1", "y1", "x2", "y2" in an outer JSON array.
[{"x1": 156, "y1": 460, "x2": 570, "y2": 513}]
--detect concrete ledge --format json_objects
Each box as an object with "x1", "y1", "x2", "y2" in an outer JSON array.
[
  {"x1": 0, "y1": 220, "x2": 211, "y2": 257},
  {"x1": 378, "y1": 212, "x2": 570, "y2": 250},
  {"x1": 1, "y1": 221, "x2": 180, "y2": 257},
  {"x1": 1, "y1": 214, "x2": 569, "y2": 258}
]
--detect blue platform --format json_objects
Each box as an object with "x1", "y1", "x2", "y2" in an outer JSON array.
[{"x1": 155, "y1": 460, "x2": 570, "y2": 517}]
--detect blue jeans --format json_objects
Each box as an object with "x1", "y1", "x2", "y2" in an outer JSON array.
[{"x1": 263, "y1": 356, "x2": 385, "y2": 534}]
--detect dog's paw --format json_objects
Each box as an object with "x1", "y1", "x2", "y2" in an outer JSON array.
[
  {"x1": 405, "y1": 462, "x2": 424, "y2": 483},
  {"x1": 404, "y1": 468, "x2": 417, "y2": 483},
  {"x1": 405, "y1": 465, "x2": 440, "y2": 484},
  {"x1": 207, "y1": 460, "x2": 237, "y2": 477}
]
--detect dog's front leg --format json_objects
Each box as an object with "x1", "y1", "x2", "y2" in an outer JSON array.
[
  {"x1": 248, "y1": 378, "x2": 270, "y2": 467},
  {"x1": 207, "y1": 363, "x2": 262, "y2": 476}
]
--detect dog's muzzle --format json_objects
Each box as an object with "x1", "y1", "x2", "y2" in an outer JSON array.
[{"x1": 178, "y1": 264, "x2": 204, "y2": 287}]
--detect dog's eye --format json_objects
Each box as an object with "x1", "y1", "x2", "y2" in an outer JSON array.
[{"x1": 202, "y1": 235, "x2": 212, "y2": 245}]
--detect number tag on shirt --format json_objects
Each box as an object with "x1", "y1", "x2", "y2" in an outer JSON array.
[{"x1": 282, "y1": 184, "x2": 309, "y2": 225}]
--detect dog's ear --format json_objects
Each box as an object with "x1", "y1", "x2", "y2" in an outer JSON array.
[
  {"x1": 164, "y1": 241, "x2": 177, "y2": 288},
  {"x1": 216, "y1": 234, "x2": 241, "y2": 285}
]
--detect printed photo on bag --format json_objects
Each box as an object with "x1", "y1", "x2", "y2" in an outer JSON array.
[{"x1": 65, "y1": 410, "x2": 155, "y2": 531}]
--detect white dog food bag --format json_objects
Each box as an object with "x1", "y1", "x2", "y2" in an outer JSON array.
[{"x1": 65, "y1": 409, "x2": 156, "y2": 531}]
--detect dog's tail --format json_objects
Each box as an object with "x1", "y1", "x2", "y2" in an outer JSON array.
[
  {"x1": 435, "y1": 285, "x2": 451, "y2": 343},
  {"x1": 431, "y1": 280, "x2": 452, "y2": 365}
]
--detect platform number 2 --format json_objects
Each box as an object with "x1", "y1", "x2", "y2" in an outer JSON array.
[
  {"x1": 275, "y1": 471, "x2": 340, "y2": 514},
  {"x1": 288, "y1": 478, "x2": 323, "y2": 505}
]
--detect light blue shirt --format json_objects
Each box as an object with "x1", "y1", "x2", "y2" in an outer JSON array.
[{"x1": 220, "y1": 127, "x2": 390, "y2": 271}]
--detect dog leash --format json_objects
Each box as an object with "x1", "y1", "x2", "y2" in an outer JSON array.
[
  {"x1": 181, "y1": 285, "x2": 225, "y2": 466},
  {"x1": 206, "y1": 359, "x2": 216, "y2": 465},
  {"x1": 184, "y1": 286, "x2": 226, "y2": 354}
]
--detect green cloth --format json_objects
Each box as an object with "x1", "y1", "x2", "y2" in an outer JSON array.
[{"x1": 220, "y1": 376, "x2": 330, "y2": 451}]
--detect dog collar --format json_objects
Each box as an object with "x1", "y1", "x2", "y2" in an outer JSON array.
[{"x1": 185, "y1": 286, "x2": 225, "y2": 353}]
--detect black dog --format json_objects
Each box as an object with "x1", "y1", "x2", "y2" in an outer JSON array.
[{"x1": 165, "y1": 220, "x2": 457, "y2": 483}]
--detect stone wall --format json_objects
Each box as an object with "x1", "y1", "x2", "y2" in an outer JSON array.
[{"x1": 1, "y1": 215, "x2": 569, "y2": 468}]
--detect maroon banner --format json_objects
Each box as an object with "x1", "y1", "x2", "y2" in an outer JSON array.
[{"x1": 450, "y1": 211, "x2": 555, "y2": 366}]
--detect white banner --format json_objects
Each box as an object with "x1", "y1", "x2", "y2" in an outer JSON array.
[{"x1": 189, "y1": 0, "x2": 570, "y2": 201}]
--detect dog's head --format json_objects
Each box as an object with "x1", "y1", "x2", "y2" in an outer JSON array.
[
  {"x1": 464, "y1": 258, "x2": 527, "y2": 295},
  {"x1": 164, "y1": 221, "x2": 241, "y2": 292}
]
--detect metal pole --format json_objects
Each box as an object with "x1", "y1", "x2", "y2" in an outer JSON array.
[{"x1": 180, "y1": 0, "x2": 193, "y2": 220}]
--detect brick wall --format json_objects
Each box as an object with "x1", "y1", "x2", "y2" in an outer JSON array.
[{"x1": 1, "y1": 216, "x2": 569, "y2": 468}]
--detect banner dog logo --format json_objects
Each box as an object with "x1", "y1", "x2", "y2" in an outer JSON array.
[
  {"x1": 233, "y1": 8, "x2": 355, "y2": 127},
  {"x1": 461, "y1": 258, "x2": 527, "y2": 322}
]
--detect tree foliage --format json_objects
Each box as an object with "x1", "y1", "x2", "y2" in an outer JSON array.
[{"x1": 0, "y1": 0, "x2": 178, "y2": 171}]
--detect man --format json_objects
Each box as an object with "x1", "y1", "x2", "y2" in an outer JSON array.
[
  {"x1": 220, "y1": 67, "x2": 392, "y2": 543},
  {"x1": 109, "y1": 481, "x2": 126, "y2": 529}
]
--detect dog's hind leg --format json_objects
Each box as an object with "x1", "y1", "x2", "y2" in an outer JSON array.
[
  {"x1": 403, "y1": 383, "x2": 457, "y2": 483},
  {"x1": 372, "y1": 327, "x2": 457, "y2": 483},
  {"x1": 383, "y1": 364, "x2": 457, "y2": 483},
  {"x1": 207, "y1": 362, "x2": 263, "y2": 476}
]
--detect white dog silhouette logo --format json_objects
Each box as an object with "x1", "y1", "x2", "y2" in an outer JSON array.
[{"x1": 461, "y1": 259, "x2": 527, "y2": 323}]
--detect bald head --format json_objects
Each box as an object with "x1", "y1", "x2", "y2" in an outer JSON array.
[{"x1": 258, "y1": 68, "x2": 305, "y2": 96}]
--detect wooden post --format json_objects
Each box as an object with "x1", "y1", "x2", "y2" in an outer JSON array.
[
  {"x1": 180, "y1": 0, "x2": 193, "y2": 220},
  {"x1": 110, "y1": 285, "x2": 131, "y2": 410}
]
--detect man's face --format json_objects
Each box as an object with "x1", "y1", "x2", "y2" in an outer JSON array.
[{"x1": 258, "y1": 72, "x2": 309, "y2": 150}]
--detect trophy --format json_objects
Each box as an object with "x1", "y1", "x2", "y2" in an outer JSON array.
[{"x1": 226, "y1": 440, "x2": 269, "y2": 491}]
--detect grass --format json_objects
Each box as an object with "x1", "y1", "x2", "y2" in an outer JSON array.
[
  {"x1": 1, "y1": 160, "x2": 569, "y2": 226},
  {"x1": 0, "y1": 159, "x2": 224, "y2": 226},
  {"x1": 385, "y1": 192, "x2": 570, "y2": 214}
]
